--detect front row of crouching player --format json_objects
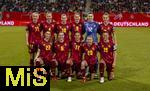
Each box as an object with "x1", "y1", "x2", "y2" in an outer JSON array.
[{"x1": 34, "y1": 31, "x2": 116, "y2": 83}]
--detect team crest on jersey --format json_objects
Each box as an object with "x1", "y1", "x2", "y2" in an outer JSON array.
[
  {"x1": 66, "y1": 25, "x2": 69, "y2": 29},
  {"x1": 48, "y1": 27, "x2": 51, "y2": 31},
  {"x1": 108, "y1": 27, "x2": 110, "y2": 30},
  {"x1": 45, "y1": 25, "x2": 47, "y2": 28},
  {"x1": 93, "y1": 25, "x2": 96, "y2": 28},
  {"x1": 104, "y1": 29, "x2": 107, "y2": 31},
  {"x1": 43, "y1": 43, "x2": 46, "y2": 46},
  {"x1": 92, "y1": 47, "x2": 95, "y2": 50},
  {"x1": 31, "y1": 24, "x2": 34, "y2": 28},
  {"x1": 79, "y1": 24, "x2": 82, "y2": 27},
  {"x1": 52, "y1": 24, "x2": 54, "y2": 27},
  {"x1": 74, "y1": 44, "x2": 76, "y2": 48},
  {"x1": 87, "y1": 27, "x2": 93, "y2": 32},
  {"x1": 101, "y1": 26, "x2": 103, "y2": 30},
  {"x1": 59, "y1": 26, "x2": 62, "y2": 29},
  {"x1": 85, "y1": 48, "x2": 88, "y2": 51},
  {"x1": 64, "y1": 43, "x2": 67, "y2": 46}
]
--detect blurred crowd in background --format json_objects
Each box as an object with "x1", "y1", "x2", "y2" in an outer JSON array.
[
  {"x1": 0, "y1": 0, "x2": 86, "y2": 12},
  {"x1": 0, "y1": 0, "x2": 149, "y2": 13},
  {"x1": 91, "y1": 0, "x2": 149, "y2": 13}
]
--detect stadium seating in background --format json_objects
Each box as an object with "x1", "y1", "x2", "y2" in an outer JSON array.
[{"x1": 0, "y1": 0, "x2": 149, "y2": 13}]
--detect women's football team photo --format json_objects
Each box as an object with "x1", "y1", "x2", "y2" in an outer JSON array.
[{"x1": 26, "y1": 12, "x2": 117, "y2": 83}]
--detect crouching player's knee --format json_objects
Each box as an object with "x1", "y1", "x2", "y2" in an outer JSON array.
[
  {"x1": 50, "y1": 59, "x2": 58, "y2": 68},
  {"x1": 81, "y1": 60, "x2": 87, "y2": 70},
  {"x1": 34, "y1": 57, "x2": 44, "y2": 66},
  {"x1": 50, "y1": 59, "x2": 58, "y2": 80},
  {"x1": 66, "y1": 58, "x2": 73, "y2": 66}
]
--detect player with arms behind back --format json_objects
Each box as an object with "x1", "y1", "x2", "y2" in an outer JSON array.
[
  {"x1": 98, "y1": 13, "x2": 117, "y2": 82},
  {"x1": 41, "y1": 12, "x2": 56, "y2": 42},
  {"x1": 99, "y1": 32, "x2": 116, "y2": 83},
  {"x1": 81, "y1": 36, "x2": 98, "y2": 83},
  {"x1": 99, "y1": 13, "x2": 117, "y2": 47},
  {"x1": 26, "y1": 12, "x2": 42, "y2": 66},
  {"x1": 71, "y1": 13, "x2": 84, "y2": 42},
  {"x1": 56, "y1": 14, "x2": 71, "y2": 43}
]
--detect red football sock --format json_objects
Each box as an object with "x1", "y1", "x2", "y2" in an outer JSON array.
[
  {"x1": 66, "y1": 64, "x2": 71, "y2": 77},
  {"x1": 35, "y1": 61, "x2": 41, "y2": 66},
  {"x1": 99, "y1": 63, "x2": 105, "y2": 77},
  {"x1": 81, "y1": 69, "x2": 86, "y2": 78},
  {"x1": 89, "y1": 64, "x2": 95, "y2": 73},
  {"x1": 51, "y1": 68, "x2": 56, "y2": 77}
]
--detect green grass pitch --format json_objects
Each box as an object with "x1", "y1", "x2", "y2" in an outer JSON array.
[{"x1": 0, "y1": 26, "x2": 150, "y2": 91}]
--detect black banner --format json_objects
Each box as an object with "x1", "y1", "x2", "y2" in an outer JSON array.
[{"x1": 0, "y1": 66, "x2": 50, "y2": 91}]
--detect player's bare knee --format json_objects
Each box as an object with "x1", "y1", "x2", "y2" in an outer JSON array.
[
  {"x1": 34, "y1": 58, "x2": 43, "y2": 66},
  {"x1": 66, "y1": 58, "x2": 73, "y2": 66},
  {"x1": 81, "y1": 61, "x2": 87, "y2": 69},
  {"x1": 100, "y1": 59, "x2": 105, "y2": 64},
  {"x1": 55, "y1": 60, "x2": 58, "y2": 66}
]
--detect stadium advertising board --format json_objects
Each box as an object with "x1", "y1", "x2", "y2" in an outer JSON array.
[
  {"x1": 0, "y1": 20, "x2": 149, "y2": 27},
  {"x1": 0, "y1": 12, "x2": 150, "y2": 27}
]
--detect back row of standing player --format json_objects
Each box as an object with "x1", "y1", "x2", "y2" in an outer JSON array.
[{"x1": 26, "y1": 12, "x2": 117, "y2": 83}]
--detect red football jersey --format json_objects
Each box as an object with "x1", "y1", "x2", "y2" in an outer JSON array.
[
  {"x1": 26, "y1": 22, "x2": 42, "y2": 44},
  {"x1": 71, "y1": 22, "x2": 83, "y2": 41},
  {"x1": 99, "y1": 23, "x2": 114, "y2": 43},
  {"x1": 70, "y1": 41, "x2": 83, "y2": 63},
  {"x1": 39, "y1": 39, "x2": 53, "y2": 61},
  {"x1": 41, "y1": 21, "x2": 56, "y2": 38},
  {"x1": 56, "y1": 23, "x2": 71, "y2": 41},
  {"x1": 54, "y1": 41, "x2": 69, "y2": 63},
  {"x1": 99, "y1": 41, "x2": 114, "y2": 64},
  {"x1": 83, "y1": 43, "x2": 98, "y2": 65}
]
